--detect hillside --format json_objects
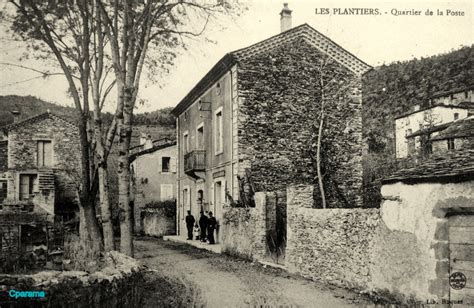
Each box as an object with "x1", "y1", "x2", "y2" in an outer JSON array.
[
  {"x1": 361, "y1": 45, "x2": 474, "y2": 207},
  {"x1": 0, "y1": 95, "x2": 77, "y2": 126},
  {"x1": 362, "y1": 45, "x2": 474, "y2": 154}
]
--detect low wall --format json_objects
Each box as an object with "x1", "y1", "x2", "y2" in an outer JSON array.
[
  {"x1": 286, "y1": 182, "x2": 474, "y2": 304},
  {"x1": 0, "y1": 251, "x2": 143, "y2": 307},
  {"x1": 286, "y1": 185, "x2": 379, "y2": 290},
  {"x1": 221, "y1": 192, "x2": 267, "y2": 260},
  {"x1": 142, "y1": 208, "x2": 176, "y2": 237}
]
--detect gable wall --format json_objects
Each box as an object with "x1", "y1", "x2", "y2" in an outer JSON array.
[
  {"x1": 5, "y1": 116, "x2": 81, "y2": 213},
  {"x1": 237, "y1": 38, "x2": 363, "y2": 208}
]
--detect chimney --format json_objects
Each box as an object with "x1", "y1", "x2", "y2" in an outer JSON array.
[
  {"x1": 280, "y1": 3, "x2": 292, "y2": 33},
  {"x1": 11, "y1": 110, "x2": 20, "y2": 123}
]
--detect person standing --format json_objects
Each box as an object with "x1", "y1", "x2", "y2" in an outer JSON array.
[
  {"x1": 185, "y1": 210, "x2": 195, "y2": 240},
  {"x1": 199, "y1": 211, "x2": 208, "y2": 242},
  {"x1": 207, "y1": 211, "x2": 217, "y2": 244}
]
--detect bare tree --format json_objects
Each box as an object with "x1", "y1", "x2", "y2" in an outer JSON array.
[
  {"x1": 309, "y1": 45, "x2": 360, "y2": 209},
  {"x1": 4, "y1": 0, "x2": 118, "y2": 252},
  {"x1": 97, "y1": 0, "x2": 242, "y2": 256}
]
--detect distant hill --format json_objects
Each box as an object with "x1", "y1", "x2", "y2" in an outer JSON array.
[
  {"x1": 0, "y1": 95, "x2": 176, "y2": 132},
  {"x1": 0, "y1": 95, "x2": 77, "y2": 126}
]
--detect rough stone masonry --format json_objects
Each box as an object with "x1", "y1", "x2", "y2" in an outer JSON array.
[{"x1": 237, "y1": 38, "x2": 364, "y2": 208}]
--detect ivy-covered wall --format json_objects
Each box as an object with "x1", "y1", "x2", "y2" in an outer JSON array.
[{"x1": 237, "y1": 38, "x2": 364, "y2": 208}]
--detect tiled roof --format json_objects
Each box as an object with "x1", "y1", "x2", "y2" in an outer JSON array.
[
  {"x1": 431, "y1": 116, "x2": 474, "y2": 141},
  {"x1": 394, "y1": 104, "x2": 471, "y2": 120},
  {"x1": 129, "y1": 141, "x2": 176, "y2": 163},
  {"x1": 383, "y1": 147, "x2": 474, "y2": 184},
  {"x1": 0, "y1": 112, "x2": 77, "y2": 132},
  {"x1": 430, "y1": 84, "x2": 474, "y2": 99},
  {"x1": 172, "y1": 23, "x2": 371, "y2": 116},
  {"x1": 406, "y1": 122, "x2": 450, "y2": 138}
]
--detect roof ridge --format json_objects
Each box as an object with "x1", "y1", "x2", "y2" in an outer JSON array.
[
  {"x1": 230, "y1": 23, "x2": 371, "y2": 75},
  {"x1": 1, "y1": 111, "x2": 78, "y2": 131}
]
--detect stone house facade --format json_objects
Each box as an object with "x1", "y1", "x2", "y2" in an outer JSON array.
[
  {"x1": 0, "y1": 112, "x2": 80, "y2": 221},
  {"x1": 171, "y1": 16, "x2": 371, "y2": 240},
  {"x1": 430, "y1": 116, "x2": 474, "y2": 153},
  {"x1": 395, "y1": 86, "x2": 474, "y2": 158},
  {"x1": 130, "y1": 140, "x2": 177, "y2": 233}
]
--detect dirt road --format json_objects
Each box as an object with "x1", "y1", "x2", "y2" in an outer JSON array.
[{"x1": 135, "y1": 237, "x2": 373, "y2": 307}]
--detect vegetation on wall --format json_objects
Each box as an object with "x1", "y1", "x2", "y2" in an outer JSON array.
[{"x1": 142, "y1": 200, "x2": 176, "y2": 218}]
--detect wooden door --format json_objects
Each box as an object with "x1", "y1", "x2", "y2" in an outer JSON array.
[{"x1": 449, "y1": 214, "x2": 474, "y2": 305}]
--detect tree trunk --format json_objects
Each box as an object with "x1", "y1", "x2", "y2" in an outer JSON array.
[
  {"x1": 316, "y1": 111, "x2": 326, "y2": 209},
  {"x1": 78, "y1": 117, "x2": 104, "y2": 252},
  {"x1": 117, "y1": 116, "x2": 133, "y2": 256},
  {"x1": 98, "y1": 156, "x2": 115, "y2": 251}
]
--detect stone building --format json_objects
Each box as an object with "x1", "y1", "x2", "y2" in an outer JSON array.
[
  {"x1": 0, "y1": 112, "x2": 80, "y2": 221},
  {"x1": 130, "y1": 139, "x2": 177, "y2": 234},
  {"x1": 171, "y1": 5, "x2": 371, "y2": 241},
  {"x1": 395, "y1": 86, "x2": 474, "y2": 158}
]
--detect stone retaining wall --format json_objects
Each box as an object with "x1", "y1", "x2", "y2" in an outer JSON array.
[
  {"x1": 221, "y1": 192, "x2": 267, "y2": 260},
  {"x1": 286, "y1": 183, "x2": 474, "y2": 304},
  {"x1": 0, "y1": 251, "x2": 143, "y2": 307},
  {"x1": 142, "y1": 208, "x2": 176, "y2": 237},
  {"x1": 287, "y1": 185, "x2": 380, "y2": 289}
]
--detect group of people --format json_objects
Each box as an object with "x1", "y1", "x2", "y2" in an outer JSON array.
[{"x1": 185, "y1": 210, "x2": 217, "y2": 244}]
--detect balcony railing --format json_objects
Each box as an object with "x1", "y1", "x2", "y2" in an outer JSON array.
[{"x1": 184, "y1": 150, "x2": 206, "y2": 176}]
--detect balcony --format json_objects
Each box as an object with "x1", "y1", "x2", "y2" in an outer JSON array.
[{"x1": 184, "y1": 150, "x2": 206, "y2": 179}]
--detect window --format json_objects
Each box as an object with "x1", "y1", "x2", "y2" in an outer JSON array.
[
  {"x1": 454, "y1": 113, "x2": 459, "y2": 120},
  {"x1": 37, "y1": 140, "x2": 52, "y2": 167},
  {"x1": 19, "y1": 174, "x2": 38, "y2": 201},
  {"x1": 161, "y1": 184, "x2": 173, "y2": 201},
  {"x1": 447, "y1": 138, "x2": 455, "y2": 151},
  {"x1": 196, "y1": 123, "x2": 204, "y2": 150},
  {"x1": 214, "y1": 107, "x2": 223, "y2": 154},
  {"x1": 465, "y1": 91, "x2": 469, "y2": 99},
  {"x1": 183, "y1": 131, "x2": 189, "y2": 154},
  {"x1": 0, "y1": 180, "x2": 7, "y2": 203},
  {"x1": 197, "y1": 190, "x2": 204, "y2": 207},
  {"x1": 162, "y1": 157, "x2": 171, "y2": 173},
  {"x1": 407, "y1": 138, "x2": 416, "y2": 155}
]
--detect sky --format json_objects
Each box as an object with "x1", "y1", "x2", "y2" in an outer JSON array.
[{"x1": 0, "y1": 0, "x2": 472, "y2": 113}]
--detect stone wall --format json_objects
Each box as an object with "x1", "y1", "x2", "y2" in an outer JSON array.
[
  {"x1": 237, "y1": 38, "x2": 363, "y2": 208},
  {"x1": 221, "y1": 192, "x2": 267, "y2": 260},
  {"x1": 0, "y1": 251, "x2": 143, "y2": 307},
  {"x1": 373, "y1": 180, "x2": 474, "y2": 302},
  {"x1": 286, "y1": 183, "x2": 474, "y2": 304},
  {"x1": 0, "y1": 140, "x2": 7, "y2": 172},
  {"x1": 5, "y1": 114, "x2": 81, "y2": 215},
  {"x1": 142, "y1": 208, "x2": 176, "y2": 237},
  {"x1": 286, "y1": 185, "x2": 379, "y2": 290}
]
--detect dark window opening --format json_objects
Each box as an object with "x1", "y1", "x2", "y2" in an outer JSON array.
[
  {"x1": 447, "y1": 139, "x2": 455, "y2": 151},
  {"x1": 162, "y1": 157, "x2": 170, "y2": 172},
  {"x1": 454, "y1": 113, "x2": 459, "y2": 120},
  {"x1": 0, "y1": 180, "x2": 7, "y2": 203},
  {"x1": 19, "y1": 174, "x2": 37, "y2": 201}
]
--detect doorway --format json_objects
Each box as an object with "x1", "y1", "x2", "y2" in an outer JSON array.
[{"x1": 449, "y1": 214, "x2": 474, "y2": 305}]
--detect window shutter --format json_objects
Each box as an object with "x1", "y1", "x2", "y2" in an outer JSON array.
[
  {"x1": 44, "y1": 141, "x2": 52, "y2": 166},
  {"x1": 37, "y1": 141, "x2": 44, "y2": 167}
]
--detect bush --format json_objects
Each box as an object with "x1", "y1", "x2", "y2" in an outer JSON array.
[{"x1": 142, "y1": 200, "x2": 176, "y2": 218}]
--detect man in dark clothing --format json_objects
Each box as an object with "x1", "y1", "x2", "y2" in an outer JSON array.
[
  {"x1": 207, "y1": 211, "x2": 217, "y2": 244},
  {"x1": 199, "y1": 212, "x2": 208, "y2": 242},
  {"x1": 185, "y1": 211, "x2": 195, "y2": 240}
]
